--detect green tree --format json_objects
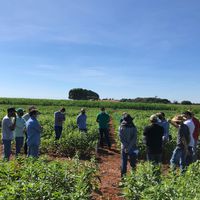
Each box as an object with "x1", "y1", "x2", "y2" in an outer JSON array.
[
  {"x1": 181, "y1": 100, "x2": 192, "y2": 105},
  {"x1": 68, "y1": 88, "x2": 99, "y2": 100}
]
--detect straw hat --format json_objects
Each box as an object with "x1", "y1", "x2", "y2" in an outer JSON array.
[{"x1": 171, "y1": 115, "x2": 185, "y2": 123}]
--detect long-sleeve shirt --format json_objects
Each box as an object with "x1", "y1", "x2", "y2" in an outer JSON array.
[
  {"x1": 2, "y1": 116, "x2": 14, "y2": 140},
  {"x1": 176, "y1": 123, "x2": 190, "y2": 149},
  {"x1": 26, "y1": 117, "x2": 42, "y2": 146},
  {"x1": 158, "y1": 120, "x2": 170, "y2": 138},
  {"x1": 119, "y1": 125, "x2": 137, "y2": 152},
  {"x1": 184, "y1": 119, "x2": 195, "y2": 147},
  {"x1": 76, "y1": 113, "x2": 87, "y2": 129},
  {"x1": 54, "y1": 111, "x2": 65, "y2": 127},
  {"x1": 14, "y1": 116, "x2": 26, "y2": 138},
  {"x1": 143, "y1": 123, "x2": 164, "y2": 154}
]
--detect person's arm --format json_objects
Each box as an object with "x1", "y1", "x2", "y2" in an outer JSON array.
[
  {"x1": 32, "y1": 120, "x2": 42, "y2": 132},
  {"x1": 168, "y1": 119, "x2": 179, "y2": 128},
  {"x1": 127, "y1": 127, "x2": 137, "y2": 151},
  {"x1": 96, "y1": 114, "x2": 99, "y2": 123},
  {"x1": 119, "y1": 127, "x2": 129, "y2": 150}
]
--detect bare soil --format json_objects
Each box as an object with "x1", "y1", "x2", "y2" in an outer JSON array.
[{"x1": 92, "y1": 120, "x2": 124, "y2": 200}]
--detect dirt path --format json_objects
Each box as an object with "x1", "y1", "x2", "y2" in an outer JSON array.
[{"x1": 92, "y1": 120, "x2": 124, "y2": 200}]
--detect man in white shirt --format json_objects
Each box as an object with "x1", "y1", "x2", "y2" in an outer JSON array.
[
  {"x1": 1, "y1": 108, "x2": 16, "y2": 160},
  {"x1": 183, "y1": 111, "x2": 195, "y2": 165}
]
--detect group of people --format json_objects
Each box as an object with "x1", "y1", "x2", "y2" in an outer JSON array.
[
  {"x1": 1, "y1": 106, "x2": 42, "y2": 160},
  {"x1": 120, "y1": 110, "x2": 200, "y2": 176},
  {"x1": 0, "y1": 105, "x2": 103, "y2": 160},
  {"x1": 1, "y1": 106, "x2": 200, "y2": 177}
]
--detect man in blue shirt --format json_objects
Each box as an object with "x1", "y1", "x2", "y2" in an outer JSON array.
[
  {"x1": 76, "y1": 108, "x2": 87, "y2": 132},
  {"x1": 26, "y1": 109, "x2": 42, "y2": 158},
  {"x1": 54, "y1": 108, "x2": 66, "y2": 140}
]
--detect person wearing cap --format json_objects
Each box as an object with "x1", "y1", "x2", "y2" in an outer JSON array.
[
  {"x1": 96, "y1": 107, "x2": 111, "y2": 149},
  {"x1": 1, "y1": 107, "x2": 16, "y2": 160},
  {"x1": 119, "y1": 114, "x2": 137, "y2": 177},
  {"x1": 143, "y1": 114, "x2": 164, "y2": 164},
  {"x1": 26, "y1": 109, "x2": 42, "y2": 158},
  {"x1": 54, "y1": 107, "x2": 66, "y2": 140},
  {"x1": 14, "y1": 108, "x2": 26, "y2": 157},
  {"x1": 76, "y1": 108, "x2": 87, "y2": 132},
  {"x1": 182, "y1": 111, "x2": 195, "y2": 165},
  {"x1": 169, "y1": 115, "x2": 190, "y2": 173},
  {"x1": 120, "y1": 112, "x2": 128, "y2": 124},
  {"x1": 23, "y1": 105, "x2": 37, "y2": 155}
]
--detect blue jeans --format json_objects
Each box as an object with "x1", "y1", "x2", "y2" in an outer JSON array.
[
  {"x1": 170, "y1": 147, "x2": 186, "y2": 172},
  {"x1": 55, "y1": 126, "x2": 63, "y2": 140},
  {"x1": 15, "y1": 137, "x2": 24, "y2": 156},
  {"x1": 99, "y1": 128, "x2": 111, "y2": 148},
  {"x1": 28, "y1": 145, "x2": 39, "y2": 158},
  {"x1": 2, "y1": 140, "x2": 12, "y2": 161},
  {"x1": 147, "y1": 153, "x2": 162, "y2": 164},
  {"x1": 121, "y1": 150, "x2": 137, "y2": 177}
]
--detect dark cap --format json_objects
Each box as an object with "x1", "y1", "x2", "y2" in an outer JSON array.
[
  {"x1": 16, "y1": 108, "x2": 25, "y2": 113},
  {"x1": 7, "y1": 107, "x2": 16, "y2": 113},
  {"x1": 182, "y1": 111, "x2": 192, "y2": 117},
  {"x1": 60, "y1": 107, "x2": 65, "y2": 112},
  {"x1": 29, "y1": 109, "x2": 41, "y2": 116}
]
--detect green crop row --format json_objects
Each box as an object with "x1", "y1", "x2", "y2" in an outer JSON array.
[
  {"x1": 0, "y1": 156, "x2": 98, "y2": 200},
  {"x1": 122, "y1": 161, "x2": 200, "y2": 200},
  {"x1": 0, "y1": 97, "x2": 199, "y2": 111}
]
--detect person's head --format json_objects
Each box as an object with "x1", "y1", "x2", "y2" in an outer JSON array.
[
  {"x1": 60, "y1": 107, "x2": 65, "y2": 113},
  {"x1": 7, "y1": 107, "x2": 16, "y2": 117},
  {"x1": 121, "y1": 113, "x2": 134, "y2": 127},
  {"x1": 16, "y1": 108, "x2": 25, "y2": 117},
  {"x1": 182, "y1": 111, "x2": 192, "y2": 120},
  {"x1": 122, "y1": 112, "x2": 127, "y2": 116},
  {"x1": 149, "y1": 114, "x2": 158, "y2": 124},
  {"x1": 123, "y1": 114, "x2": 133, "y2": 123},
  {"x1": 100, "y1": 107, "x2": 105, "y2": 112},
  {"x1": 156, "y1": 112, "x2": 165, "y2": 120},
  {"x1": 29, "y1": 109, "x2": 41, "y2": 118},
  {"x1": 171, "y1": 115, "x2": 185, "y2": 125},
  {"x1": 80, "y1": 108, "x2": 85, "y2": 114}
]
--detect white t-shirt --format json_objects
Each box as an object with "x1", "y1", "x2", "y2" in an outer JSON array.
[
  {"x1": 2, "y1": 115, "x2": 14, "y2": 140},
  {"x1": 184, "y1": 119, "x2": 195, "y2": 147}
]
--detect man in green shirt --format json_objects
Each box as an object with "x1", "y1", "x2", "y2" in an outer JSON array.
[{"x1": 96, "y1": 107, "x2": 111, "y2": 148}]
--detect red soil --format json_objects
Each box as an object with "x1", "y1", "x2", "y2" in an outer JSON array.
[{"x1": 92, "y1": 120, "x2": 124, "y2": 200}]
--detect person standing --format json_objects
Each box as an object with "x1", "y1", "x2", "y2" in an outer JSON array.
[
  {"x1": 169, "y1": 115, "x2": 190, "y2": 173},
  {"x1": 76, "y1": 108, "x2": 87, "y2": 132},
  {"x1": 156, "y1": 112, "x2": 171, "y2": 141},
  {"x1": 119, "y1": 114, "x2": 137, "y2": 177},
  {"x1": 14, "y1": 108, "x2": 26, "y2": 157},
  {"x1": 26, "y1": 109, "x2": 42, "y2": 158},
  {"x1": 182, "y1": 111, "x2": 195, "y2": 165},
  {"x1": 143, "y1": 114, "x2": 164, "y2": 164},
  {"x1": 1, "y1": 107, "x2": 16, "y2": 161},
  {"x1": 54, "y1": 108, "x2": 66, "y2": 140},
  {"x1": 96, "y1": 107, "x2": 111, "y2": 149},
  {"x1": 23, "y1": 105, "x2": 36, "y2": 154}
]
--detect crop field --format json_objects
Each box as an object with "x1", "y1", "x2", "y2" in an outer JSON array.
[{"x1": 1, "y1": 98, "x2": 200, "y2": 199}]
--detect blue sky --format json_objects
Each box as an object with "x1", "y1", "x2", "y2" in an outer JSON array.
[{"x1": 0, "y1": 0, "x2": 200, "y2": 103}]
